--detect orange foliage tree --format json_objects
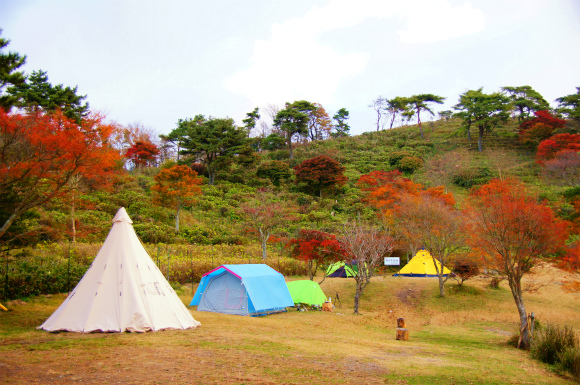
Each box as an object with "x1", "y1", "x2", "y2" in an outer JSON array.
[
  {"x1": 394, "y1": 192, "x2": 465, "y2": 297},
  {"x1": 151, "y1": 165, "x2": 203, "y2": 232},
  {"x1": 0, "y1": 109, "x2": 119, "y2": 243},
  {"x1": 356, "y1": 170, "x2": 454, "y2": 219},
  {"x1": 467, "y1": 178, "x2": 569, "y2": 349}
]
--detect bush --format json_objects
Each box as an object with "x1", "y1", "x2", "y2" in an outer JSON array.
[
  {"x1": 388, "y1": 151, "x2": 413, "y2": 166},
  {"x1": 453, "y1": 258, "x2": 480, "y2": 286},
  {"x1": 556, "y1": 347, "x2": 580, "y2": 380},
  {"x1": 451, "y1": 166, "x2": 492, "y2": 188},
  {"x1": 398, "y1": 155, "x2": 423, "y2": 173},
  {"x1": 531, "y1": 323, "x2": 579, "y2": 365}
]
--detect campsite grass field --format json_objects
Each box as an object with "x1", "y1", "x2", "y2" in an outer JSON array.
[{"x1": 1, "y1": 265, "x2": 580, "y2": 384}]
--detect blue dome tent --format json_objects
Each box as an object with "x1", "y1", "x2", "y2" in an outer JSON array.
[{"x1": 189, "y1": 264, "x2": 293, "y2": 316}]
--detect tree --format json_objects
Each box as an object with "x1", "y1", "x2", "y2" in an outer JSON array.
[
  {"x1": 467, "y1": 179, "x2": 569, "y2": 349},
  {"x1": 307, "y1": 103, "x2": 332, "y2": 141},
  {"x1": 501, "y1": 86, "x2": 550, "y2": 121},
  {"x1": 439, "y1": 110, "x2": 453, "y2": 120},
  {"x1": 0, "y1": 109, "x2": 119, "y2": 243},
  {"x1": 125, "y1": 140, "x2": 160, "y2": 170},
  {"x1": 288, "y1": 229, "x2": 344, "y2": 282},
  {"x1": 256, "y1": 160, "x2": 292, "y2": 187},
  {"x1": 331, "y1": 108, "x2": 350, "y2": 137},
  {"x1": 273, "y1": 100, "x2": 316, "y2": 158},
  {"x1": 159, "y1": 117, "x2": 202, "y2": 162},
  {"x1": 558, "y1": 242, "x2": 580, "y2": 292},
  {"x1": 394, "y1": 192, "x2": 465, "y2": 297},
  {"x1": 241, "y1": 190, "x2": 293, "y2": 261},
  {"x1": 355, "y1": 170, "x2": 422, "y2": 218},
  {"x1": 407, "y1": 94, "x2": 445, "y2": 139},
  {"x1": 519, "y1": 111, "x2": 567, "y2": 147},
  {"x1": 339, "y1": 221, "x2": 396, "y2": 314},
  {"x1": 8, "y1": 70, "x2": 89, "y2": 123},
  {"x1": 536, "y1": 133, "x2": 580, "y2": 163},
  {"x1": 386, "y1": 97, "x2": 410, "y2": 129},
  {"x1": 453, "y1": 88, "x2": 511, "y2": 152},
  {"x1": 369, "y1": 96, "x2": 387, "y2": 131},
  {"x1": 151, "y1": 165, "x2": 203, "y2": 231},
  {"x1": 242, "y1": 107, "x2": 260, "y2": 136},
  {"x1": 452, "y1": 255, "x2": 480, "y2": 286},
  {"x1": 556, "y1": 87, "x2": 580, "y2": 124},
  {"x1": 180, "y1": 116, "x2": 248, "y2": 184},
  {"x1": 294, "y1": 155, "x2": 347, "y2": 198},
  {"x1": 0, "y1": 30, "x2": 26, "y2": 110}
]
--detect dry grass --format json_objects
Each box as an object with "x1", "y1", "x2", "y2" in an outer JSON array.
[{"x1": 1, "y1": 264, "x2": 579, "y2": 384}]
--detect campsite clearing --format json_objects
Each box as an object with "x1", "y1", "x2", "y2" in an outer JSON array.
[{"x1": 1, "y1": 265, "x2": 580, "y2": 384}]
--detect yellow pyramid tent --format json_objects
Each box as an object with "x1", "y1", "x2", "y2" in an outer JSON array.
[{"x1": 393, "y1": 249, "x2": 451, "y2": 277}]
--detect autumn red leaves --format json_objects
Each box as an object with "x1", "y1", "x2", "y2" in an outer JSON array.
[{"x1": 0, "y1": 109, "x2": 120, "y2": 240}]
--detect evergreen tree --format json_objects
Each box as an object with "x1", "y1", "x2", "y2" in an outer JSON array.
[
  {"x1": 0, "y1": 30, "x2": 26, "y2": 110},
  {"x1": 8, "y1": 70, "x2": 89, "y2": 123},
  {"x1": 180, "y1": 116, "x2": 248, "y2": 185},
  {"x1": 274, "y1": 100, "x2": 316, "y2": 158},
  {"x1": 332, "y1": 108, "x2": 350, "y2": 137}
]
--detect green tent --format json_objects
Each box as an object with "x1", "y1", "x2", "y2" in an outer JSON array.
[
  {"x1": 325, "y1": 261, "x2": 357, "y2": 278},
  {"x1": 286, "y1": 280, "x2": 327, "y2": 306}
]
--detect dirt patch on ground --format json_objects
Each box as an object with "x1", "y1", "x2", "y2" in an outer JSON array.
[{"x1": 396, "y1": 286, "x2": 424, "y2": 307}]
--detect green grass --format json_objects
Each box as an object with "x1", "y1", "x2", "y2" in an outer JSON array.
[{"x1": 3, "y1": 268, "x2": 577, "y2": 384}]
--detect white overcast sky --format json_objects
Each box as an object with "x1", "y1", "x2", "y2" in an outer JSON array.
[{"x1": 1, "y1": 0, "x2": 579, "y2": 136}]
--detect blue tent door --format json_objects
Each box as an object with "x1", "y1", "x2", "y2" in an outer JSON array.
[{"x1": 198, "y1": 271, "x2": 249, "y2": 315}]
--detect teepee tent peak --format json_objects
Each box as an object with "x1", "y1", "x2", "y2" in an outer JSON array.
[
  {"x1": 112, "y1": 207, "x2": 133, "y2": 223},
  {"x1": 38, "y1": 207, "x2": 199, "y2": 333}
]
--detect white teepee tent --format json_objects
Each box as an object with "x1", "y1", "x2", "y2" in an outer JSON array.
[{"x1": 38, "y1": 207, "x2": 201, "y2": 332}]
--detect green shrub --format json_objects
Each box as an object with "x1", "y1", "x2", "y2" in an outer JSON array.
[
  {"x1": 556, "y1": 347, "x2": 580, "y2": 380},
  {"x1": 1, "y1": 257, "x2": 89, "y2": 300},
  {"x1": 451, "y1": 166, "x2": 492, "y2": 188},
  {"x1": 531, "y1": 323, "x2": 579, "y2": 365},
  {"x1": 398, "y1": 156, "x2": 423, "y2": 173},
  {"x1": 133, "y1": 223, "x2": 178, "y2": 243},
  {"x1": 388, "y1": 151, "x2": 413, "y2": 166}
]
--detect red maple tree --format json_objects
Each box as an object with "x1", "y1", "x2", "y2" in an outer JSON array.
[
  {"x1": 293, "y1": 155, "x2": 347, "y2": 198},
  {"x1": 288, "y1": 229, "x2": 344, "y2": 281},
  {"x1": 125, "y1": 140, "x2": 160, "y2": 169},
  {"x1": 467, "y1": 178, "x2": 569, "y2": 349},
  {"x1": 536, "y1": 133, "x2": 580, "y2": 163}
]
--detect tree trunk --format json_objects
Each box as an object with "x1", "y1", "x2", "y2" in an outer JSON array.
[
  {"x1": 71, "y1": 191, "x2": 76, "y2": 246},
  {"x1": 288, "y1": 136, "x2": 294, "y2": 159},
  {"x1": 259, "y1": 228, "x2": 269, "y2": 261},
  {"x1": 208, "y1": 170, "x2": 215, "y2": 185},
  {"x1": 467, "y1": 125, "x2": 472, "y2": 142},
  {"x1": 437, "y1": 273, "x2": 445, "y2": 297},
  {"x1": 353, "y1": 282, "x2": 362, "y2": 314},
  {"x1": 478, "y1": 126, "x2": 484, "y2": 152},
  {"x1": 508, "y1": 276, "x2": 531, "y2": 349},
  {"x1": 417, "y1": 111, "x2": 424, "y2": 139},
  {"x1": 175, "y1": 206, "x2": 180, "y2": 232}
]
